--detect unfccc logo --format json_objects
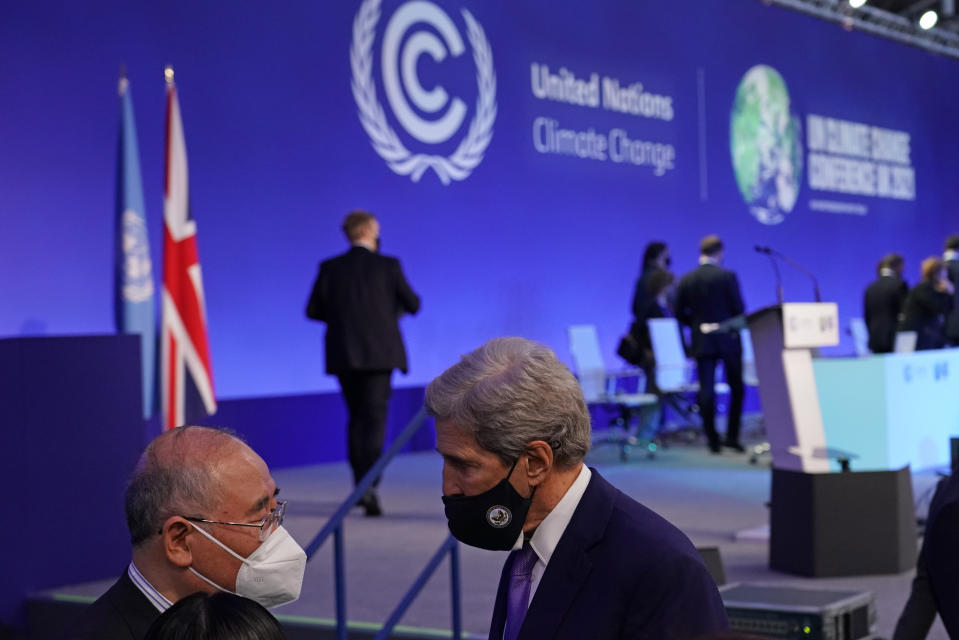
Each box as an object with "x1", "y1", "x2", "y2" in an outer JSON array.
[{"x1": 350, "y1": 0, "x2": 497, "y2": 184}]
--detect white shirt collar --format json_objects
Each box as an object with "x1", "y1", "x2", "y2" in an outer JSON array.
[
  {"x1": 879, "y1": 268, "x2": 897, "y2": 277},
  {"x1": 511, "y1": 465, "x2": 592, "y2": 567},
  {"x1": 128, "y1": 562, "x2": 173, "y2": 613},
  {"x1": 699, "y1": 255, "x2": 719, "y2": 266},
  {"x1": 945, "y1": 249, "x2": 959, "y2": 261}
]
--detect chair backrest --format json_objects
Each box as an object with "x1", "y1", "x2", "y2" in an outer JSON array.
[
  {"x1": 849, "y1": 318, "x2": 869, "y2": 357},
  {"x1": 647, "y1": 318, "x2": 689, "y2": 390},
  {"x1": 894, "y1": 331, "x2": 917, "y2": 353},
  {"x1": 740, "y1": 328, "x2": 759, "y2": 386},
  {"x1": 567, "y1": 325, "x2": 607, "y2": 403}
]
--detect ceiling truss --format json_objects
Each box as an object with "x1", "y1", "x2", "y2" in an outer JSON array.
[{"x1": 761, "y1": 0, "x2": 959, "y2": 59}]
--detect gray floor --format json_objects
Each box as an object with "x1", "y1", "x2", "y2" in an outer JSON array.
[{"x1": 48, "y1": 440, "x2": 948, "y2": 639}]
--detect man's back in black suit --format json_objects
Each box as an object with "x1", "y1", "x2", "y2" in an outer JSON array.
[
  {"x1": 674, "y1": 263, "x2": 745, "y2": 357},
  {"x1": 306, "y1": 212, "x2": 420, "y2": 513},
  {"x1": 864, "y1": 273, "x2": 908, "y2": 354},
  {"x1": 307, "y1": 245, "x2": 420, "y2": 374},
  {"x1": 673, "y1": 237, "x2": 746, "y2": 453}
]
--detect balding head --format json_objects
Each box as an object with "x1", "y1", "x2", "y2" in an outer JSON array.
[{"x1": 125, "y1": 426, "x2": 251, "y2": 546}]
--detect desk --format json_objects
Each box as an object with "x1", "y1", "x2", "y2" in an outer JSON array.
[{"x1": 814, "y1": 347, "x2": 959, "y2": 471}]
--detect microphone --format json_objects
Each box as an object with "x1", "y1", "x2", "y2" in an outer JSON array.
[{"x1": 755, "y1": 246, "x2": 783, "y2": 304}]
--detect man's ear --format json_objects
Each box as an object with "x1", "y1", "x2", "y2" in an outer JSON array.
[
  {"x1": 161, "y1": 517, "x2": 195, "y2": 568},
  {"x1": 524, "y1": 440, "x2": 554, "y2": 487}
]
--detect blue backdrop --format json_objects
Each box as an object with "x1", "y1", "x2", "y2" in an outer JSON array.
[{"x1": 2, "y1": 0, "x2": 957, "y2": 399}]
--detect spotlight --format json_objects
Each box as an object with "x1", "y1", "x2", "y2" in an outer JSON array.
[
  {"x1": 848, "y1": 0, "x2": 867, "y2": 8},
  {"x1": 919, "y1": 9, "x2": 939, "y2": 29}
]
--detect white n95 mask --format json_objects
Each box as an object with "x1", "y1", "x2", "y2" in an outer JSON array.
[{"x1": 189, "y1": 524, "x2": 307, "y2": 608}]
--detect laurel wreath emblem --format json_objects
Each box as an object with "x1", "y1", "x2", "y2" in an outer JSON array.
[{"x1": 350, "y1": 0, "x2": 497, "y2": 185}]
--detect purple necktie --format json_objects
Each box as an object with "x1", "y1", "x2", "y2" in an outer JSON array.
[{"x1": 503, "y1": 542, "x2": 538, "y2": 640}]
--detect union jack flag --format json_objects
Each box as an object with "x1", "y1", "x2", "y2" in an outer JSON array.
[{"x1": 161, "y1": 68, "x2": 216, "y2": 431}]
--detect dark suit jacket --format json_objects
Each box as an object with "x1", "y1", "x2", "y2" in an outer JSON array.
[
  {"x1": 900, "y1": 281, "x2": 953, "y2": 351},
  {"x1": 946, "y1": 259, "x2": 959, "y2": 342},
  {"x1": 63, "y1": 572, "x2": 158, "y2": 640},
  {"x1": 489, "y1": 470, "x2": 728, "y2": 640},
  {"x1": 863, "y1": 274, "x2": 908, "y2": 353},
  {"x1": 306, "y1": 246, "x2": 420, "y2": 374},
  {"x1": 674, "y1": 263, "x2": 745, "y2": 357},
  {"x1": 923, "y1": 472, "x2": 959, "y2": 638}
]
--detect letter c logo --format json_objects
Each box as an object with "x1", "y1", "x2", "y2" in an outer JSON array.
[{"x1": 382, "y1": 1, "x2": 467, "y2": 144}]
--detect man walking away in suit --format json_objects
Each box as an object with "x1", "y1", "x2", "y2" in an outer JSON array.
[
  {"x1": 674, "y1": 235, "x2": 746, "y2": 454},
  {"x1": 427, "y1": 337, "x2": 728, "y2": 640},
  {"x1": 944, "y1": 234, "x2": 959, "y2": 346},
  {"x1": 864, "y1": 253, "x2": 908, "y2": 354},
  {"x1": 306, "y1": 210, "x2": 421, "y2": 516}
]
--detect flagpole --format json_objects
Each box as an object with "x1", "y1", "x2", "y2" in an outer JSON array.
[
  {"x1": 118, "y1": 64, "x2": 128, "y2": 97},
  {"x1": 162, "y1": 63, "x2": 174, "y2": 430}
]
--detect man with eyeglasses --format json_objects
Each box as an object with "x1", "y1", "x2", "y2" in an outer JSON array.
[{"x1": 65, "y1": 426, "x2": 307, "y2": 639}]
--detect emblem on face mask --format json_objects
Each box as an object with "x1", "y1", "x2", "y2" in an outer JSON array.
[{"x1": 486, "y1": 505, "x2": 512, "y2": 528}]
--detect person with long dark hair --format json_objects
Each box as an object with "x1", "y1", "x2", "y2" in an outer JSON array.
[
  {"x1": 621, "y1": 242, "x2": 673, "y2": 391},
  {"x1": 143, "y1": 592, "x2": 286, "y2": 640},
  {"x1": 631, "y1": 241, "x2": 671, "y2": 320}
]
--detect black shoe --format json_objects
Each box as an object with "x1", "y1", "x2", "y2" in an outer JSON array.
[
  {"x1": 708, "y1": 441, "x2": 722, "y2": 454},
  {"x1": 723, "y1": 440, "x2": 746, "y2": 453},
  {"x1": 360, "y1": 491, "x2": 383, "y2": 517}
]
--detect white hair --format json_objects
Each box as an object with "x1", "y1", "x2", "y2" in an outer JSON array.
[{"x1": 425, "y1": 337, "x2": 591, "y2": 468}]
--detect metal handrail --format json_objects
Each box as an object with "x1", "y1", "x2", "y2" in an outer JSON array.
[
  {"x1": 374, "y1": 534, "x2": 461, "y2": 640},
  {"x1": 302, "y1": 406, "x2": 462, "y2": 640}
]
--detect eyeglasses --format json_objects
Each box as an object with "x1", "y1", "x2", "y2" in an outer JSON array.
[{"x1": 184, "y1": 501, "x2": 288, "y2": 542}]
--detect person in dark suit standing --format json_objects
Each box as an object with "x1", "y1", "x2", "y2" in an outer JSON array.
[
  {"x1": 944, "y1": 234, "x2": 959, "y2": 346},
  {"x1": 863, "y1": 253, "x2": 908, "y2": 354},
  {"x1": 66, "y1": 427, "x2": 306, "y2": 639},
  {"x1": 900, "y1": 256, "x2": 954, "y2": 351},
  {"x1": 674, "y1": 235, "x2": 746, "y2": 454},
  {"x1": 427, "y1": 337, "x2": 728, "y2": 640},
  {"x1": 306, "y1": 210, "x2": 421, "y2": 516},
  {"x1": 893, "y1": 470, "x2": 959, "y2": 639}
]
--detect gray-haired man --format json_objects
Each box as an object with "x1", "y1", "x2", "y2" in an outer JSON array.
[
  {"x1": 427, "y1": 337, "x2": 728, "y2": 640},
  {"x1": 65, "y1": 426, "x2": 306, "y2": 639}
]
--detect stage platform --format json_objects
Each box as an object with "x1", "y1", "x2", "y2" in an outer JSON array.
[{"x1": 32, "y1": 440, "x2": 948, "y2": 639}]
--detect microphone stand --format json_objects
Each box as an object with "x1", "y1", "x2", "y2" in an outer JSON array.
[
  {"x1": 767, "y1": 248, "x2": 822, "y2": 303},
  {"x1": 755, "y1": 246, "x2": 785, "y2": 305}
]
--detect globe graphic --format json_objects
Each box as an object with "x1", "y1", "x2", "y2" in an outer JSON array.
[{"x1": 730, "y1": 65, "x2": 803, "y2": 225}]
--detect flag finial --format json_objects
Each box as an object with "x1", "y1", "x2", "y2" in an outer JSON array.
[
  {"x1": 164, "y1": 65, "x2": 175, "y2": 86},
  {"x1": 118, "y1": 64, "x2": 128, "y2": 97}
]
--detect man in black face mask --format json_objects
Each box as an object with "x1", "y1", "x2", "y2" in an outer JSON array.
[{"x1": 426, "y1": 337, "x2": 728, "y2": 640}]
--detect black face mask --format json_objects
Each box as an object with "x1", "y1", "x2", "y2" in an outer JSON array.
[{"x1": 442, "y1": 457, "x2": 535, "y2": 551}]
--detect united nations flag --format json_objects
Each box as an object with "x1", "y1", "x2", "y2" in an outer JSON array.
[{"x1": 115, "y1": 69, "x2": 156, "y2": 419}]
